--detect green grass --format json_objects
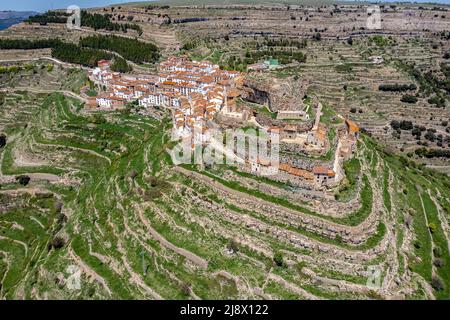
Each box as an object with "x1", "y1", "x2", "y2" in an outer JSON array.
[
  {"x1": 421, "y1": 193, "x2": 450, "y2": 299},
  {"x1": 335, "y1": 158, "x2": 361, "y2": 201}
]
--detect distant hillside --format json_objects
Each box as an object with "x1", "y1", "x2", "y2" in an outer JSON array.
[
  {"x1": 0, "y1": 11, "x2": 37, "y2": 30},
  {"x1": 118, "y1": 0, "x2": 450, "y2": 7},
  {"x1": 118, "y1": 0, "x2": 345, "y2": 6}
]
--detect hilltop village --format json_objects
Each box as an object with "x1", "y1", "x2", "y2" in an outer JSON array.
[{"x1": 87, "y1": 56, "x2": 359, "y2": 190}]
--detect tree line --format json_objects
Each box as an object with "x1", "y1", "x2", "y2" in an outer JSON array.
[
  {"x1": 26, "y1": 11, "x2": 68, "y2": 24},
  {"x1": 79, "y1": 35, "x2": 159, "y2": 64},
  {"x1": 111, "y1": 57, "x2": 132, "y2": 73},
  {"x1": 80, "y1": 11, "x2": 142, "y2": 35},
  {"x1": 173, "y1": 18, "x2": 209, "y2": 24},
  {"x1": 255, "y1": 38, "x2": 308, "y2": 50},
  {"x1": 52, "y1": 42, "x2": 113, "y2": 67},
  {"x1": 26, "y1": 11, "x2": 142, "y2": 35},
  {"x1": 378, "y1": 83, "x2": 417, "y2": 92},
  {"x1": 0, "y1": 38, "x2": 119, "y2": 68},
  {"x1": 0, "y1": 39, "x2": 60, "y2": 50},
  {"x1": 415, "y1": 148, "x2": 450, "y2": 159}
]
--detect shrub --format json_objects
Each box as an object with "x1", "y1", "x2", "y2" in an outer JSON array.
[
  {"x1": 430, "y1": 276, "x2": 445, "y2": 291},
  {"x1": 273, "y1": 252, "x2": 285, "y2": 267},
  {"x1": 0, "y1": 134, "x2": 6, "y2": 148},
  {"x1": 111, "y1": 57, "x2": 131, "y2": 73},
  {"x1": 226, "y1": 239, "x2": 239, "y2": 253},
  {"x1": 54, "y1": 202, "x2": 63, "y2": 213},
  {"x1": 433, "y1": 246, "x2": 442, "y2": 257},
  {"x1": 433, "y1": 258, "x2": 445, "y2": 268},
  {"x1": 390, "y1": 120, "x2": 413, "y2": 131},
  {"x1": 428, "y1": 222, "x2": 437, "y2": 233},
  {"x1": 378, "y1": 83, "x2": 416, "y2": 92},
  {"x1": 401, "y1": 94, "x2": 418, "y2": 104},
  {"x1": 180, "y1": 282, "x2": 191, "y2": 296},
  {"x1": 16, "y1": 175, "x2": 31, "y2": 186},
  {"x1": 428, "y1": 96, "x2": 445, "y2": 108},
  {"x1": 48, "y1": 236, "x2": 65, "y2": 250}
]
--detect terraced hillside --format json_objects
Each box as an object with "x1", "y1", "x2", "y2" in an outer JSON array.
[{"x1": 0, "y1": 85, "x2": 449, "y2": 299}]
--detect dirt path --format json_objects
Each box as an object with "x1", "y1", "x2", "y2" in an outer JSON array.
[
  {"x1": 35, "y1": 141, "x2": 111, "y2": 165},
  {"x1": 135, "y1": 204, "x2": 208, "y2": 269},
  {"x1": 267, "y1": 273, "x2": 320, "y2": 300},
  {"x1": 174, "y1": 166, "x2": 372, "y2": 236}
]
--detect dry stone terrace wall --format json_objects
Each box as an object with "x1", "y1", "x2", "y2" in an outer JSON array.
[
  {"x1": 174, "y1": 167, "x2": 380, "y2": 246},
  {"x1": 177, "y1": 175, "x2": 389, "y2": 264},
  {"x1": 255, "y1": 114, "x2": 313, "y2": 131},
  {"x1": 279, "y1": 155, "x2": 334, "y2": 171},
  {"x1": 244, "y1": 76, "x2": 308, "y2": 113}
]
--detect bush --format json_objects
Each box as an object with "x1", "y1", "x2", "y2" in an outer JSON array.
[
  {"x1": 273, "y1": 252, "x2": 285, "y2": 267},
  {"x1": 226, "y1": 239, "x2": 239, "y2": 253},
  {"x1": 378, "y1": 83, "x2": 416, "y2": 92},
  {"x1": 15, "y1": 175, "x2": 31, "y2": 186},
  {"x1": 401, "y1": 94, "x2": 418, "y2": 104},
  {"x1": 335, "y1": 64, "x2": 353, "y2": 73},
  {"x1": 180, "y1": 282, "x2": 191, "y2": 296},
  {"x1": 427, "y1": 95, "x2": 446, "y2": 108},
  {"x1": 54, "y1": 201, "x2": 63, "y2": 213},
  {"x1": 0, "y1": 134, "x2": 6, "y2": 148},
  {"x1": 390, "y1": 120, "x2": 413, "y2": 131},
  {"x1": 430, "y1": 276, "x2": 445, "y2": 291},
  {"x1": 111, "y1": 57, "x2": 132, "y2": 73}
]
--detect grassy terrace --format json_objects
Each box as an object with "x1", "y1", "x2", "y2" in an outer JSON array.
[
  {"x1": 0, "y1": 87, "x2": 448, "y2": 299},
  {"x1": 370, "y1": 135, "x2": 450, "y2": 298},
  {"x1": 335, "y1": 157, "x2": 361, "y2": 201}
]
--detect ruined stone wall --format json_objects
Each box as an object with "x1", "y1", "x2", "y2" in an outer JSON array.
[
  {"x1": 243, "y1": 81, "x2": 271, "y2": 107},
  {"x1": 279, "y1": 155, "x2": 334, "y2": 171},
  {"x1": 255, "y1": 113, "x2": 313, "y2": 131}
]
